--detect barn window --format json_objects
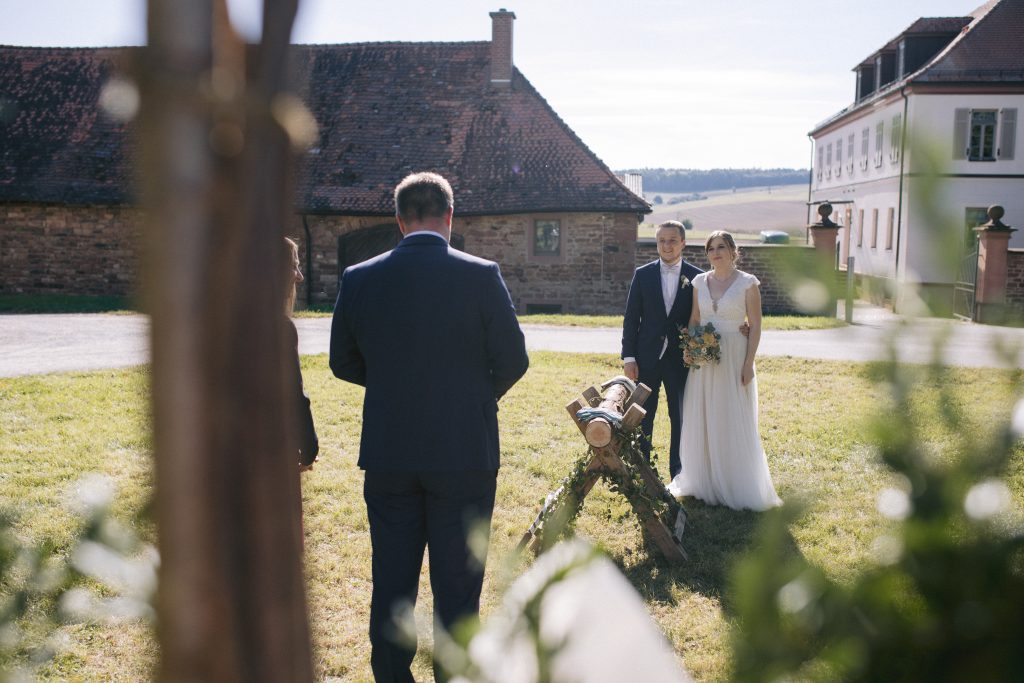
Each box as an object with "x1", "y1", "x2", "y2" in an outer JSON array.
[{"x1": 533, "y1": 219, "x2": 561, "y2": 255}]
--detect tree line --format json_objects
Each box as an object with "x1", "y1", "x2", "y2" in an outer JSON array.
[{"x1": 617, "y1": 168, "x2": 808, "y2": 193}]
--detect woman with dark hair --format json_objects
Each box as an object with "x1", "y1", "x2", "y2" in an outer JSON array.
[
  {"x1": 284, "y1": 237, "x2": 318, "y2": 470},
  {"x1": 668, "y1": 230, "x2": 781, "y2": 511}
]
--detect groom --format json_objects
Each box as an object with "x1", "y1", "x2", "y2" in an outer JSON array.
[
  {"x1": 330, "y1": 172, "x2": 529, "y2": 682},
  {"x1": 621, "y1": 220, "x2": 701, "y2": 480}
]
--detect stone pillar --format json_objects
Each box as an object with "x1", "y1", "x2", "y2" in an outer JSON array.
[
  {"x1": 974, "y1": 205, "x2": 1017, "y2": 324},
  {"x1": 808, "y1": 203, "x2": 840, "y2": 261},
  {"x1": 808, "y1": 203, "x2": 840, "y2": 315}
]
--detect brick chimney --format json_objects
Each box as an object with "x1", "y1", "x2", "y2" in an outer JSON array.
[{"x1": 489, "y1": 9, "x2": 516, "y2": 87}]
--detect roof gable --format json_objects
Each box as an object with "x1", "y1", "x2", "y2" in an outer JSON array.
[{"x1": 0, "y1": 42, "x2": 649, "y2": 215}]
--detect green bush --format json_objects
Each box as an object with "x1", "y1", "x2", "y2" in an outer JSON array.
[{"x1": 729, "y1": 353, "x2": 1024, "y2": 682}]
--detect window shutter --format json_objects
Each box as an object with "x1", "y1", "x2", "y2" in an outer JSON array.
[
  {"x1": 953, "y1": 108, "x2": 969, "y2": 159},
  {"x1": 999, "y1": 108, "x2": 1017, "y2": 160},
  {"x1": 891, "y1": 114, "x2": 902, "y2": 162}
]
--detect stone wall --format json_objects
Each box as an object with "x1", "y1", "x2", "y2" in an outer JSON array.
[
  {"x1": 5, "y1": 201, "x2": 1014, "y2": 321},
  {"x1": 636, "y1": 239, "x2": 821, "y2": 314},
  {"x1": 0, "y1": 203, "x2": 140, "y2": 296},
  {"x1": 304, "y1": 211, "x2": 639, "y2": 315},
  {"x1": 1006, "y1": 249, "x2": 1024, "y2": 311}
]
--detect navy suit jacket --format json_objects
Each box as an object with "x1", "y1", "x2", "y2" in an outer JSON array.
[
  {"x1": 330, "y1": 233, "x2": 529, "y2": 472},
  {"x1": 621, "y1": 258, "x2": 703, "y2": 371}
]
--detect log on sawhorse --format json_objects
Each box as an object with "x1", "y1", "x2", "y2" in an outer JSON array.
[{"x1": 519, "y1": 377, "x2": 688, "y2": 563}]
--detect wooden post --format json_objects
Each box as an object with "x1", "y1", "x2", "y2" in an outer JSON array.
[{"x1": 141, "y1": 0, "x2": 313, "y2": 680}]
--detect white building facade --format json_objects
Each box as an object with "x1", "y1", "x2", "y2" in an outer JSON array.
[{"x1": 808, "y1": 0, "x2": 1024, "y2": 310}]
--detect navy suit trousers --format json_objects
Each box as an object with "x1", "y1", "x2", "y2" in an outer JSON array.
[
  {"x1": 638, "y1": 354, "x2": 688, "y2": 479},
  {"x1": 363, "y1": 469, "x2": 497, "y2": 683}
]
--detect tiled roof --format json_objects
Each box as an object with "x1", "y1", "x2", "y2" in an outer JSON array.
[
  {"x1": 0, "y1": 46, "x2": 136, "y2": 205},
  {"x1": 0, "y1": 42, "x2": 649, "y2": 216},
  {"x1": 853, "y1": 18, "x2": 970, "y2": 71},
  {"x1": 903, "y1": 17, "x2": 973, "y2": 34},
  {"x1": 915, "y1": 0, "x2": 1024, "y2": 82}
]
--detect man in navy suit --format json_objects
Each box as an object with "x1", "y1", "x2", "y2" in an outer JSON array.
[
  {"x1": 622, "y1": 221, "x2": 702, "y2": 480},
  {"x1": 330, "y1": 172, "x2": 529, "y2": 683}
]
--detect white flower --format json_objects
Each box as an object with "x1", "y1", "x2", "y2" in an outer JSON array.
[{"x1": 679, "y1": 275, "x2": 690, "y2": 288}]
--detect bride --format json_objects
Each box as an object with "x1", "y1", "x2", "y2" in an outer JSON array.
[{"x1": 667, "y1": 231, "x2": 782, "y2": 511}]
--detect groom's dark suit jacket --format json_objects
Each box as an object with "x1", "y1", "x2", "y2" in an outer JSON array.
[
  {"x1": 329, "y1": 232, "x2": 529, "y2": 471},
  {"x1": 622, "y1": 258, "x2": 702, "y2": 371},
  {"x1": 622, "y1": 257, "x2": 702, "y2": 478}
]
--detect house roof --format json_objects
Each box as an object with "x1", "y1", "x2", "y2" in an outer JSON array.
[
  {"x1": 0, "y1": 42, "x2": 650, "y2": 216},
  {"x1": 0, "y1": 46, "x2": 135, "y2": 205},
  {"x1": 915, "y1": 0, "x2": 1024, "y2": 82},
  {"x1": 812, "y1": 0, "x2": 1024, "y2": 136},
  {"x1": 903, "y1": 16, "x2": 973, "y2": 35}
]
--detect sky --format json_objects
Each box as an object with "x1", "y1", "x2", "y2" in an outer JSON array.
[{"x1": 0, "y1": 0, "x2": 985, "y2": 170}]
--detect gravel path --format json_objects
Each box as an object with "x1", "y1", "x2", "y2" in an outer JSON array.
[{"x1": 2, "y1": 309, "x2": 1022, "y2": 378}]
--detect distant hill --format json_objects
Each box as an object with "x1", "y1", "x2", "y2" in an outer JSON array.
[
  {"x1": 644, "y1": 185, "x2": 809, "y2": 235},
  {"x1": 617, "y1": 168, "x2": 808, "y2": 194}
]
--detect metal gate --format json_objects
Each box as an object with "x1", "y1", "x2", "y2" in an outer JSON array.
[{"x1": 953, "y1": 242, "x2": 979, "y2": 321}]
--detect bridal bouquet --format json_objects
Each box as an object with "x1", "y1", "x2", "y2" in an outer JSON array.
[{"x1": 679, "y1": 322, "x2": 722, "y2": 369}]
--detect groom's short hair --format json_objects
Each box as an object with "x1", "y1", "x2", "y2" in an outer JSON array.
[
  {"x1": 394, "y1": 172, "x2": 454, "y2": 223},
  {"x1": 657, "y1": 220, "x2": 686, "y2": 239}
]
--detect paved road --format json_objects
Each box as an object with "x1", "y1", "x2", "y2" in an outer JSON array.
[{"x1": 2, "y1": 309, "x2": 1023, "y2": 378}]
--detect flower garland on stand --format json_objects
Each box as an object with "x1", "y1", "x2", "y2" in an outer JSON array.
[{"x1": 524, "y1": 425, "x2": 684, "y2": 554}]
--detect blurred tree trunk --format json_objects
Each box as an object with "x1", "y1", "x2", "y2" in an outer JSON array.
[{"x1": 138, "y1": 0, "x2": 312, "y2": 680}]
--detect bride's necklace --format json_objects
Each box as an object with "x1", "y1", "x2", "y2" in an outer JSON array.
[{"x1": 708, "y1": 269, "x2": 738, "y2": 313}]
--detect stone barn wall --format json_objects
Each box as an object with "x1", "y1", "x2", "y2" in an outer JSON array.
[
  {"x1": 1, "y1": 203, "x2": 139, "y2": 296},
  {"x1": 303, "y1": 211, "x2": 640, "y2": 315}
]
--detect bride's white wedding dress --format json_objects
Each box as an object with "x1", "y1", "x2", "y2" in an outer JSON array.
[{"x1": 667, "y1": 271, "x2": 782, "y2": 511}]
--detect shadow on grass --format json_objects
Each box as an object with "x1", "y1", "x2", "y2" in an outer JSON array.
[{"x1": 619, "y1": 498, "x2": 803, "y2": 614}]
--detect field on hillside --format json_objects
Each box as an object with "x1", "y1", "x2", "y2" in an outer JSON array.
[{"x1": 643, "y1": 184, "x2": 809, "y2": 239}]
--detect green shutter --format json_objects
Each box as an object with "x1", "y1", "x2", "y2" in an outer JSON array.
[
  {"x1": 999, "y1": 108, "x2": 1017, "y2": 160},
  {"x1": 953, "y1": 108, "x2": 969, "y2": 160}
]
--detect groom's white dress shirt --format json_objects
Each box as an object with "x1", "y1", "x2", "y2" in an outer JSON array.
[{"x1": 660, "y1": 260, "x2": 680, "y2": 315}]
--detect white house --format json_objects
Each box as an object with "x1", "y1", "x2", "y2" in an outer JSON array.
[{"x1": 808, "y1": 0, "x2": 1024, "y2": 311}]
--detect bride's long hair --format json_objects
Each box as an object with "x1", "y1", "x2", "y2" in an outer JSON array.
[
  {"x1": 284, "y1": 237, "x2": 300, "y2": 316},
  {"x1": 704, "y1": 230, "x2": 739, "y2": 264}
]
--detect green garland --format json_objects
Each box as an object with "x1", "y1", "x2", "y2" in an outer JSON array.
[{"x1": 527, "y1": 427, "x2": 685, "y2": 552}]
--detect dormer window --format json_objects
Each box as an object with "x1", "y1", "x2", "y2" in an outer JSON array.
[
  {"x1": 857, "y1": 64, "x2": 876, "y2": 101},
  {"x1": 897, "y1": 40, "x2": 906, "y2": 78}
]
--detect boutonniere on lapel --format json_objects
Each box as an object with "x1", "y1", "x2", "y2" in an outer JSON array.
[{"x1": 679, "y1": 275, "x2": 690, "y2": 289}]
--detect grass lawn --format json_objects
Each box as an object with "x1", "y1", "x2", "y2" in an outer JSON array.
[
  {"x1": 1, "y1": 354, "x2": 1021, "y2": 681},
  {"x1": 516, "y1": 314, "x2": 846, "y2": 331},
  {"x1": 0, "y1": 294, "x2": 137, "y2": 314},
  {"x1": 298, "y1": 309, "x2": 848, "y2": 331},
  {"x1": 1, "y1": 296, "x2": 840, "y2": 332}
]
